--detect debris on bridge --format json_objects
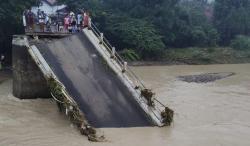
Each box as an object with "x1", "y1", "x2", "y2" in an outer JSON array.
[
  {"x1": 161, "y1": 107, "x2": 174, "y2": 126},
  {"x1": 141, "y1": 89, "x2": 155, "y2": 106},
  {"x1": 48, "y1": 77, "x2": 105, "y2": 142}
]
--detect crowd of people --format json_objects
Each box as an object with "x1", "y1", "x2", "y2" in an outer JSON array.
[
  {"x1": 23, "y1": 9, "x2": 91, "y2": 33},
  {"x1": 63, "y1": 11, "x2": 91, "y2": 33}
]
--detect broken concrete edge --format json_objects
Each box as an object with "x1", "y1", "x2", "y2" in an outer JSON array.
[
  {"x1": 83, "y1": 29, "x2": 174, "y2": 127},
  {"x1": 12, "y1": 35, "x2": 105, "y2": 142},
  {"x1": 12, "y1": 35, "x2": 51, "y2": 99}
]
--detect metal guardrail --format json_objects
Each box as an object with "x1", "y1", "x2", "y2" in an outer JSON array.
[
  {"x1": 28, "y1": 44, "x2": 77, "y2": 106},
  {"x1": 89, "y1": 22, "x2": 167, "y2": 112},
  {"x1": 91, "y1": 23, "x2": 145, "y2": 88}
]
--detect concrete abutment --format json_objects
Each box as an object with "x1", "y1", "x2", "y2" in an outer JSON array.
[{"x1": 12, "y1": 35, "x2": 50, "y2": 99}]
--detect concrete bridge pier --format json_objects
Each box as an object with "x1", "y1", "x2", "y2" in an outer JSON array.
[{"x1": 12, "y1": 35, "x2": 50, "y2": 99}]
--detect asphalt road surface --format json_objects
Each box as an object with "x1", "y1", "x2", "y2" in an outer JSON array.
[{"x1": 35, "y1": 33, "x2": 151, "y2": 127}]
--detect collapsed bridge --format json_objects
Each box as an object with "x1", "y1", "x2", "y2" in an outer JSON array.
[
  {"x1": 33, "y1": 33, "x2": 152, "y2": 127},
  {"x1": 12, "y1": 23, "x2": 173, "y2": 133}
]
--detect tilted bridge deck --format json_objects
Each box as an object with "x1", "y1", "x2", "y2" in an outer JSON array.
[
  {"x1": 24, "y1": 24, "x2": 167, "y2": 128},
  {"x1": 33, "y1": 33, "x2": 152, "y2": 127}
]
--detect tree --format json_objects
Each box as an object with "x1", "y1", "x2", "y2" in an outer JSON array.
[
  {"x1": 214, "y1": 0, "x2": 250, "y2": 45},
  {"x1": 59, "y1": 0, "x2": 219, "y2": 59},
  {"x1": 161, "y1": 0, "x2": 218, "y2": 47},
  {"x1": 105, "y1": 16, "x2": 165, "y2": 60},
  {"x1": 59, "y1": 0, "x2": 167, "y2": 59},
  {"x1": 0, "y1": 0, "x2": 36, "y2": 65}
]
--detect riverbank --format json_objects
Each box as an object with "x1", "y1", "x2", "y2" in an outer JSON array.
[{"x1": 130, "y1": 47, "x2": 250, "y2": 66}]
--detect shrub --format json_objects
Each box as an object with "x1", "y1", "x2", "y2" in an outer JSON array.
[
  {"x1": 191, "y1": 27, "x2": 207, "y2": 47},
  {"x1": 231, "y1": 35, "x2": 250, "y2": 50},
  {"x1": 120, "y1": 49, "x2": 140, "y2": 61},
  {"x1": 105, "y1": 16, "x2": 165, "y2": 60},
  {"x1": 206, "y1": 28, "x2": 219, "y2": 47},
  {"x1": 190, "y1": 26, "x2": 219, "y2": 47},
  {"x1": 207, "y1": 48, "x2": 215, "y2": 53}
]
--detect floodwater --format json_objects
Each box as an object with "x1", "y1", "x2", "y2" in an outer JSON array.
[{"x1": 1, "y1": 63, "x2": 250, "y2": 146}]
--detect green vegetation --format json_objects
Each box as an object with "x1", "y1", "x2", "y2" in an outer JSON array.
[
  {"x1": 214, "y1": 0, "x2": 250, "y2": 45},
  {"x1": 58, "y1": 0, "x2": 250, "y2": 63},
  {"x1": 1, "y1": 0, "x2": 250, "y2": 64},
  {"x1": 231, "y1": 35, "x2": 250, "y2": 50},
  {"x1": 48, "y1": 77, "x2": 104, "y2": 142},
  {"x1": 0, "y1": 0, "x2": 37, "y2": 65},
  {"x1": 164, "y1": 47, "x2": 250, "y2": 64},
  {"x1": 120, "y1": 49, "x2": 140, "y2": 61},
  {"x1": 59, "y1": 0, "x2": 219, "y2": 60},
  {"x1": 105, "y1": 17, "x2": 165, "y2": 60}
]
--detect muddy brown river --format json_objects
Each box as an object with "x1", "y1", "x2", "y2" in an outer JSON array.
[{"x1": 0, "y1": 64, "x2": 250, "y2": 146}]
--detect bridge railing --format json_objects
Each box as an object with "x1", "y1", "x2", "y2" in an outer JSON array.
[
  {"x1": 89, "y1": 22, "x2": 167, "y2": 115},
  {"x1": 91, "y1": 23, "x2": 146, "y2": 88}
]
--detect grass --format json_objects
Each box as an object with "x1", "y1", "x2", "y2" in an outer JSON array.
[{"x1": 163, "y1": 47, "x2": 250, "y2": 65}]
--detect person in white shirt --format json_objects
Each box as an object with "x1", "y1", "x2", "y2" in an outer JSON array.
[
  {"x1": 38, "y1": 11, "x2": 45, "y2": 32},
  {"x1": 23, "y1": 11, "x2": 27, "y2": 27}
]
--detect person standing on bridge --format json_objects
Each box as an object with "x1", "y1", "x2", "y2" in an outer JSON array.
[
  {"x1": 45, "y1": 14, "x2": 51, "y2": 32},
  {"x1": 68, "y1": 14, "x2": 73, "y2": 33},
  {"x1": 70, "y1": 11, "x2": 75, "y2": 17},
  {"x1": 77, "y1": 12, "x2": 83, "y2": 32},
  {"x1": 71, "y1": 16, "x2": 77, "y2": 33},
  {"x1": 38, "y1": 11, "x2": 46, "y2": 32},
  {"x1": 22, "y1": 10, "x2": 27, "y2": 31},
  {"x1": 27, "y1": 10, "x2": 34, "y2": 31},
  {"x1": 83, "y1": 11, "x2": 89, "y2": 28},
  {"x1": 64, "y1": 15, "x2": 70, "y2": 32}
]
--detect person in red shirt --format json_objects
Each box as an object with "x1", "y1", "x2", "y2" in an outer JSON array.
[
  {"x1": 83, "y1": 11, "x2": 89, "y2": 28},
  {"x1": 27, "y1": 10, "x2": 34, "y2": 31}
]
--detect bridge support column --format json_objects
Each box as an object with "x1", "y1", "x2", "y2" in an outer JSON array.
[{"x1": 12, "y1": 35, "x2": 50, "y2": 99}]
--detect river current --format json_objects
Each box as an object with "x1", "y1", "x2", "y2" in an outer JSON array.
[{"x1": 0, "y1": 64, "x2": 250, "y2": 146}]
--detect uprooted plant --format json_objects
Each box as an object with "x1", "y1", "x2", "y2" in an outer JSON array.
[
  {"x1": 141, "y1": 88, "x2": 155, "y2": 106},
  {"x1": 47, "y1": 77, "x2": 105, "y2": 142},
  {"x1": 161, "y1": 107, "x2": 174, "y2": 126}
]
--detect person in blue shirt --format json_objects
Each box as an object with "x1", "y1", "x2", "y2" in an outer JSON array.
[{"x1": 77, "y1": 13, "x2": 83, "y2": 32}]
